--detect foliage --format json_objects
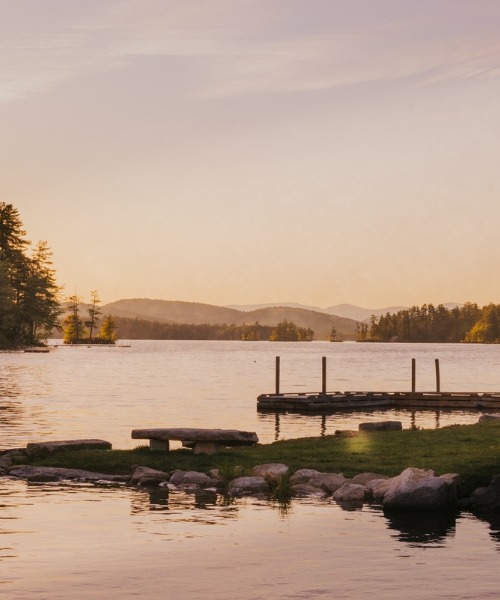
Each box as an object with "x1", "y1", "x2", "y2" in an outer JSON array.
[
  {"x1": 63, "y1": 294, "x2": 86, "y2": 343},
  {"x1": 108, "y1": 316, "x2": 274, "y2": 341},
  {"x1": 0, "y1": 203, "x2": 62, "y2": 347},
  {"x1": 269, "y1": 319, "x2": 314, "y2": 341},
  {"x1": 366, "y1": 302, "x2": 499, "y2": 343},
  {"x1": 99, "y1": 314, "x2": 118, "y2": 342}
]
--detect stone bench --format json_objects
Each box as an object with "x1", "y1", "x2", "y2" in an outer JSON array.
[{"x1": 131, "y1": 428, "x2": 259, "y2": 455}]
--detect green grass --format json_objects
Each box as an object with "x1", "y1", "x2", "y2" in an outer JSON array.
[{"x1": 23, "y1": 421, "x2": 500, "y2": 496}]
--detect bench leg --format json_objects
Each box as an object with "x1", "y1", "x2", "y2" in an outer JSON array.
[
  {"x1": 193, "y1": 441, "x2": 220, "y2": 455},
  {"x1": 150, "y1": 438, "x2": 169, "y2": 451}
]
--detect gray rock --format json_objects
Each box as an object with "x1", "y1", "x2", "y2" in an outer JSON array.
[
  {"x1": 478, "y1": 414, "x2": 500, "y2": 422},
  {"x1": 25, "y1": 439, "x2": 112, "y2": 458},
  {"x1": 367, "y1": 478, "x2": 393, "y2": 501},
  {"x1": 291, "y1": 484, "x2": 329, "y2": 498},
  {"x1": 359, "y1": 421, "x2": 402, "y2": 432},
  {"x1": 229, "y1": 476, "x2": 270, "y2": 496},
  {"x1": 308, "y1": 473, "x2": 347, "y2": 493},
  {"x1": 334, "y1": 430, "x2": 359, "y2": 437},
  {"x1": 332, "y1": 483, "x2": 367, "y2": 503},
  {"x1": 130, "y1": 466, "x2": 170, "y2": 485},
  {"x1": 251, "y1": 463, "x2": 289, "y2": 485},
  {"x1": 382, "y1": 467, "x2": 456, "y2": 510},
  {"x1": 289, "y1": 469, "x2": 322, "y2": 485},
  {"x1": 9, "y1": 465, "x2": 129, "y2": 482},
  {"x1": 351, "y1": 472, "x2": 388, "y2": 486},
  {"x1": 169, "y1": 470, "x2": 213, "y2": 487}
]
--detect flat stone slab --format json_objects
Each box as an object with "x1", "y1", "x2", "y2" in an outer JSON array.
[
  {"x1": 358, "y1": 421, "x2": 402, "y2": 432},
  {"x1": 26, "y1": 439, "x2": 112, "y2": 456},
  {"x1": 9, "y1": 465, "x2": 128, "y2": 482},
  {"x1": 131, "y1": 428, "x2": 258, "y2": 445}
]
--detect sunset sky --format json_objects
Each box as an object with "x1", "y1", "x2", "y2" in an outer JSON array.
[{"x1": 1, "y1": 0, "x2": 499, "y2": 308}]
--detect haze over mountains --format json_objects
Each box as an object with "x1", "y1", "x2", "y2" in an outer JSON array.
[
  {"x1": 100, "y1": 299, "x2": 360, "y2": 340},
  {"x1": 90, "y1": 298, "x2": 463, "y2": 341}
]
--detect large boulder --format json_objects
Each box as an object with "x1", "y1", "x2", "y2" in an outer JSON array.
[
  {"x1": 169, "y1": 470, "x2": 214, "y2": 488},
  {"x1": 229, "y1": 476, "x2": 270, "y2": 496},
  {"x1": 251, "y1": 463, "x2": 289, "y2": 485},
  {"x1": 460, "y1": 474, "x2": 500, "y2": 511},
  {"x1": 332, "y1": 483, "x2": 367, "y2": 503},
  {"x1": 367, "y1": 478, "x2": 393, "y2": 502},
  {"x1": 130, "y1": 466, "x2": 170, "y2": 486},
  {"x1": 382, "y1": 467, "x2": 457, "y2": 510}
]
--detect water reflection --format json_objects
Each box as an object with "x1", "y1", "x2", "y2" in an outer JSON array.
[
  {"x1": 469, "y1": 510, "x2": 500, "y2": 549},
  {"x1": 259, "y1": 407, "x2": 478, "y2": 441},
  {"x1": 384, "y1": 509, "x2": 458, "y2": 546}
]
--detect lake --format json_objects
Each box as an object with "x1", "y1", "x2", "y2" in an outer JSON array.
[{"x1": 1, "y1": 341, "x2": 500, "y2": 598}]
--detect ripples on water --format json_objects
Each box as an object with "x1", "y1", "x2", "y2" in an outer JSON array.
[
  {"x1": 2, "y1": 341, "x2": 500, "y2": 598},
  {"x1": 2, "y1": 340, "x2": 500, "y2": 449},
  {"x1": 1, "y1": 480, "x2": 500, "y2": 599}
]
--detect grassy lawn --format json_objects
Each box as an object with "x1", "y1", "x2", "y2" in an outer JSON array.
[{"x1": 25, "y1": 421, "x2": 500, "y2": 495}]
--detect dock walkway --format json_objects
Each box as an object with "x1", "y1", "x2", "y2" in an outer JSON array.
[{"x1": 257, "y1": 391, "x2": 500, "y2": 413}]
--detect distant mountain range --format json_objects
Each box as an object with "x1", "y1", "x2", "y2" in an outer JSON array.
[
  {"x1": 225, "y1": 302, "x2": 462, "y2": 322},
  {"x1": 99, "y1": 298, "x2": 360, "y2": 340}
]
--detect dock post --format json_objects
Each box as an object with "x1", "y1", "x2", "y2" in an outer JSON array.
[
  {"x1": 275, "y1": 356, "x2": 280, "y2": 395},
  {"x1": 411, "y1": 358, "x2": 416, "y2": 393},
  {"x1": 322, "y1": 356, "x2": 327, "y2": 395},
  {"x1": 435, "y1": 358, "x2": 440, "y2": 393}
]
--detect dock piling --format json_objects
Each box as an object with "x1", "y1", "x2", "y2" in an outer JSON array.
[
  {"x1": 275, "y1": 356, "x2": 280, "y2": 395},
  {"x1": 435, "y1": 358, "x2": 441, "y2": 393},
  {"x1": 322, "y1": 356, "x2": 327, "y2": 395},
  {"x1": 411, "y1": 358, "x2": 416, "y2": 393}
]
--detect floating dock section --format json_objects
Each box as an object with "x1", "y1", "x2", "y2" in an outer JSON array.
[{"x1": 257, "y1": 356, "x2": 500, "y2": 413}]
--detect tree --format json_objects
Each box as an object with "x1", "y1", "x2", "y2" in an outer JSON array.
[
  {"x1": 63, "y1": 294, "x2": 85, "y2": 344},
  {"x1": 0, "y1": 203, "x2": 62, "y2": 347},
  {"x1": 99, "y1": 315, "x2": 118, "y2": 342},
  {"x1": 269, "y1": 320, "x2": 314, "y2": 341},
  {"x1": 85, "y1": 290, "x2": 101, "y2": 342},
  {"x1": 329, "y1": 326, "x2": 341, "y2": 342}
]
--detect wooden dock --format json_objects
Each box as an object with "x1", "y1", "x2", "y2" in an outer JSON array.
[
  {"x1": 257, "y1": 356, "x2": 500, "y2": 414},
  {"x1": 257, "y1": 391, "x2": 500, "y2": 413}
]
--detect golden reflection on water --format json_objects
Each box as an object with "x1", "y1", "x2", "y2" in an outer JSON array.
[{"x1": 1, "y1": 480, "x2": 500, "y2": 598}]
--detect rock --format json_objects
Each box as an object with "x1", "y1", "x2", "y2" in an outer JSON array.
[
  {"x1": 289, "y1": 469, "x2": 322, "y2": 485},
  {"x1": 308, "y1": 473, "x2": 348, "y2": 493},
  {"x1": 0, "y1": 455, "x2": 13, "y2": 470},
  {"x1": 130, "y1": 466, "x2": 170, "y2": 486},
  {"x1": 478, "y1": 414, "x2": 500, "y2": 422},
  {"x1": 251, "y1": 463, "x2": 289, "y2": 485},
  {"x1": 25, "y1": 439, "x2": 112, "y2": 458},
  {"x1": 351, "y1": 472, "x2": 388, "y2": 486},
  {"x1": 291, "y1": 484, "x2": 329, "y2": 498},
  {"x1": 359, "y1": 421, "x2": 402, "y2": 432},
  {"x1": 334, "y1": 430, "x2": 359, "y2": 437},
  {"x1": 462, "y1": 474, "x2": 500, "y2": 510},
  {"x1": 168, "y1": 470, "x2": 213, "y2": 487},
  {"x1": 332, "y1": 483, "x2": 367, "y2": 503},
  {"x1": 382, "y1": 467, "x2": 457, "y2": 510},
  {"x1": 229, "y1": 476, "x2": 270, "y2": 496},
  {"x1": 8, "y1": 465, "x2": 129, "y2": 482},
  {"x1": 367, "y1": 478, "x2": 393, "y2": 501}
]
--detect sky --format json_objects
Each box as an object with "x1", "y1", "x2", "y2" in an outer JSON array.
[{"x1": 1, "y1": 0, "x2": 500, "y2": 308}]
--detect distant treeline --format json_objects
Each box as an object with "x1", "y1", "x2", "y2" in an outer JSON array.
[
  {"x1": 365, "y1": 302, "x2": 500, "y2": 343},
  {"x1": 114, "y1": 316, "x2": 275, "y2": 341}
]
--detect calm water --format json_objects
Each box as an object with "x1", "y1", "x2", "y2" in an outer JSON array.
[{"x1": 2, "y1": 341, "x2": 500, "y2": 598}]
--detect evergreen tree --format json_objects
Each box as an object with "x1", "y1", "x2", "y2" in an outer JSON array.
[
  {"x1": 0, "y1": 203, "x2": 62, "y2": 347},
  {"x1": 99, "y1": 314, "x2": 118, "y2": 342},
  {"x1": 85, "y1": 290, "x2": 101, "y2": 342},
  {"x1": 63, "y1": 295, "x2": 85, "y2": 344}
]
